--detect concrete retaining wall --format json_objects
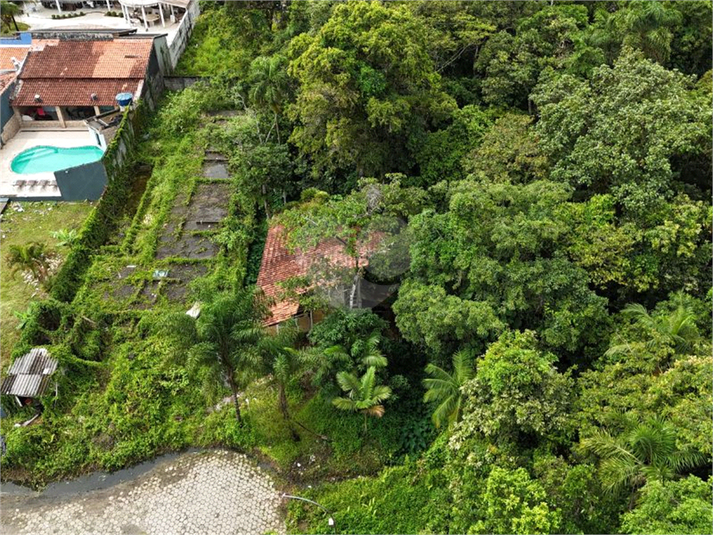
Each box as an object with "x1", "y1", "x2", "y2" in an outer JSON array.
[
  {"x1": 1, "y1": 80, "x2": 16, "y2": 143},
  {"x1": 1, "y1": 110, "x2": 20, "y2": 145},
  {"x1": 164, "y1": 76, "x2": 205, "y2": 91}
]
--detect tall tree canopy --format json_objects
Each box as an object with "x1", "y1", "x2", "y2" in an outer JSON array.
[
  {"x1": 287, "y1": 0, "x2": 456, "y2": 177},
  {"x1": 532, "y1": 48, "x2": 711, "y2": 215}
]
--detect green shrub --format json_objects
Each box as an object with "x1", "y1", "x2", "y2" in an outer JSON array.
[{"x1": 287, "y1": 461, "x2": 450, "y2": 534}]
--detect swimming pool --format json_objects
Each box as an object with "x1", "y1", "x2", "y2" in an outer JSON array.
[{"x1": 11, "y1": 145, "x2": 105, "y2": 174}]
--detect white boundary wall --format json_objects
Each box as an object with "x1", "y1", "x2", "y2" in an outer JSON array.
[{"x1": 168, "y1": 0, "x2": 200, "y2": 70}]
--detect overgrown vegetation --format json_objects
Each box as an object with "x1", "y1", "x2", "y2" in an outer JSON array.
[
  {"x1": 0, "y1": 202, "x2": 93, "y2": 364},
  {"x1": 2, "y1": 2, "x2": 711, "y2": 534}
]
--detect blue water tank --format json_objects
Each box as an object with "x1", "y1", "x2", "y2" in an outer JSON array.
[{"x1": 115, "y1": 93, "x2": 133, "y2": 107}]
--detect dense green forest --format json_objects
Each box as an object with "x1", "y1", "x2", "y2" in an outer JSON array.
[{"x1": 2, "y1": 1, "x2": 711, "y2": 534}]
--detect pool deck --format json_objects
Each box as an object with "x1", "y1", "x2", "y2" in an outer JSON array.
[{"x1": 0, "y1": 129, "x2": 98, "y2": 199}]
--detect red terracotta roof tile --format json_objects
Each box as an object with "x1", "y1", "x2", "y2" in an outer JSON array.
[
  {"x1": 12, "y1": 78, "x2": 141, "y2": 106},
  {"x1": 257, "y1": 225, "x2": 375, "y2": 326},
  {"x1": 10, "y1": 39, "x2": 153, "y2": 108},
  {"x1": 0, "y1": 72, "x2": 16, "y2": 93},
  {"x1": 20, "y1": 39, "x2": 153, "y2": 79},
  {"x1": 0, "y1": 47, "x2": 30, "y2": 70}
]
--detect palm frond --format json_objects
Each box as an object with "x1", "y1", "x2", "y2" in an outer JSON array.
[
  {"x1": 622, "y1": 303, "x2": 655, "y2": 329},
  {"x1": 423, "y1": 378, "x2": 457, "y2": 403},
  {"x1": 431, "y1": 395, "x2": 458, "y2": 428},
  {"x1": 371, "y1": 385, "x2": 392, "y2": 403},
  {"x1": 360, "y1": 366, "x2": 377, "y2": 399},
  {"x1": 332, "y1": 396, "x2": 357, "y2": 412},
  {"x1": 363, "y1": 404, "x2": 385, "y2": 418},
  {"x1": 583, "y1": 430, "x2": 639, "y2": 464},
  {"x1": 452, "y1": 349, "x2": 475, "y2": 383},
  {"x1": 668, "y1": 449, "x2": 707, "y2": 473},
  {"x1": 336, "y1": 371, "x2": 361, "y2": 394},
  {"x1": 424, "y1": 363, "x2": 455, "y2": 384},
  {"x1": 362, "y1": 354, "x2": 388, "y2": 368},
  {"x1": 598, "y1": 456, "x2": 640, "y2": 493}
]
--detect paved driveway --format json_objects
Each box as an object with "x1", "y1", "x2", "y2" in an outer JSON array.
[{"x1": 1, "y1": 450, "x2": 284, "y2": 535}]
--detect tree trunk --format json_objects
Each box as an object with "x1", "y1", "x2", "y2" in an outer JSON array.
[
  {"x1": 278, "y1": 383, "x2": 290, "y2": 420},
  {"x1": 12, "y1": 15, "x2": 19, "y2": 32},
  {"x1": 274, "y1": 112, "x2": 281, "y2": 144},
  {"x1": 229, "y1": 378, "x2": 243, "y2": 425},
  {"x1": 349, "y1": 275, "x2": 358, "y2": 309},
  {"x1": 348, "y1": 259, "x2": 362, "y2": 309},
  {"x1": 262, "y1": 184, "x2": 270, "y2": 218},
  {"x1": 278, "y1": 383, "x2": 300, "y2": 442},
  {"x1": 292, "y1": 418, "x2": 330, "y2": 441}
]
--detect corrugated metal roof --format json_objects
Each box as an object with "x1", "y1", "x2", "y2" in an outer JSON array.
[
  {"x1": 7, "y1": 348, "x2": 57, "y2": 376},
  {"x1": 1, "y1": 348, "x2": 57, "y2": 398},
  {"x1": 0, "y1": 374, "x2": 52, "y2": 398}
]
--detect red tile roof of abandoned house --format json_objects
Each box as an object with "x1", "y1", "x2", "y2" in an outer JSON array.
[
  {"x1": 11, "y1": 39, "x2": 153, "y2": 107},
  {"x1": 257, "y1": 225, "x2": 371, "y2": 326}
]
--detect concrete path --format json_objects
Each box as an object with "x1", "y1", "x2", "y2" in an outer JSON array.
[{"x1": 1, "y1": 450, "x2": 284, "y2": 535}]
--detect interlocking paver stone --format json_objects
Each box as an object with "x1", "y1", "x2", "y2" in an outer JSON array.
[{"x1": 1, "y1": 450, "x2": 284, "y2": 535}]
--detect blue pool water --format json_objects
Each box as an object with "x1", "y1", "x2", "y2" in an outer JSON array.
[{"x1": 11, "y1": 145, "x2": 104, "y2": 174}]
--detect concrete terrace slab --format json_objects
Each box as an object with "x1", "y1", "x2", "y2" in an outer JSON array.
[
  {"x1": 0, "y1": 129, "x2": 98, "y2": 199},
  {"x1": 17, "y1": 7, "x2": 185, "y2": 46}
]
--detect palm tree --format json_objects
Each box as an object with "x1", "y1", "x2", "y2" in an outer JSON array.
[
  {"x1": 611, "y1": 1, "x2": 682, "y2": 64},
  {"x1": 248, "y1": 54, "x2": 290, "y2": 142},
  {"x1": 423, "y1": 350, "x2": 474, "y2": 429},
  {"x1": 261, "y1": 326, "x2": 300, "y2": 421},
  {"x1": 178, "y1": 290, "x2": 268, "y2": 424},
  {"x1": 306, "y1": 331, "x2": 388, "y2": 393},
  {"x1": 1, "y1": 1, "x2": 20, "y2": 33},
  {"x1": 325, "y1": 331, "x2": 388, "y2": 370},
  {"x1": 606, "y1": 299, "x2": 699, "y2": 358},
  {"x1": 260, "y1": 331, "x2": 329, "y2": 442},
  {"x1": 6, "y1": 242, "x2": 51, "y2": 284},
  {"x1": 333, "y1": 366, "x2": 392, "y2": 433},
  {"x1": 583, "y1": 417, "x2": 705, "y2": 494}
]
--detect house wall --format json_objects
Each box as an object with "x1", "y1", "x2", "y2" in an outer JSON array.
[
  {"x1": 141, "y1": 44, "x2": 166, "y2": 110},
  {"x1": 106, "y1": 112, "x2": 134, "y2": 169},
  {"x1": 268, "y1": 309, "x2": 327, "y2": 335},
  {"x1": 17, "y1": 118, "x2": 84, "y2": 130}
]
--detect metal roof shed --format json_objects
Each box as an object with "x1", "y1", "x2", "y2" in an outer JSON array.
[{"x1": 0, "y1": 348, "x2": 58, "y2": 404}]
